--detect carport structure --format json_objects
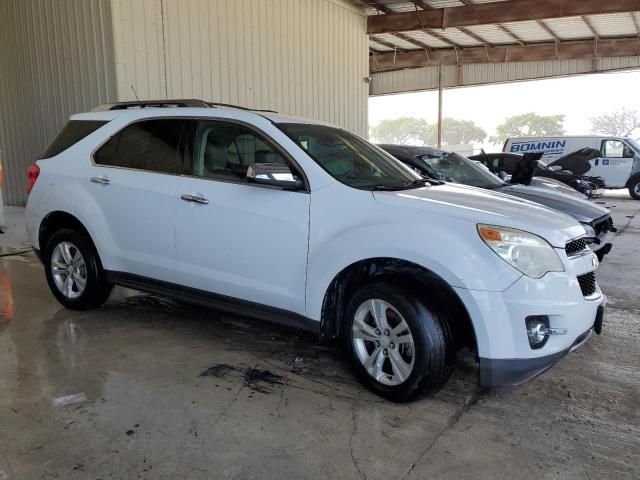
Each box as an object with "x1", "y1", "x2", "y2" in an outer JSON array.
[{"x1": 361, "y1": 0, "x2": 640, "y2": 144}]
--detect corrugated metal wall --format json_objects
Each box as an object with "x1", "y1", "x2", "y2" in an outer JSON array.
[
  {"x1": 0, "y1": 0, "x2": 117, "y2": 206},
  {"x1": 110, "y1": 0, "x2": 369, "y2": 136},
  {"x1": 370, "y1": 57, "x2": 640, "y2": 96}
]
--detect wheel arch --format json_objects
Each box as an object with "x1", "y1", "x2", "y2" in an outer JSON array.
[
  {"x1": 626, "y1": 171, "x2": 640, "y2": 188},
  {"x1": 39, "y1": 211, "x2": 101, "y2": 262},
  {"x1": 319, "y1": 257, "x2": 478, "y2": 353}
]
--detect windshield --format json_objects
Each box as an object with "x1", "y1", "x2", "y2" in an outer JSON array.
[
  {"x1": 627, "y1": 138, "x2": 640, "y2": 155},
  {"x1": 277, "y1": 123, "x2": 423, "y2": 190},
  {"x1": 418, "y1": 151, "x2": 504, "y2": 188}
]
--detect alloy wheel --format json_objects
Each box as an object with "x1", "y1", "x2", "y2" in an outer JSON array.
[
  {"x1": 51, "y1": 242, "x2": 87, "y2": 299},
  {"x1": 352, "y1": 299, "x2": 415, "y2": 386}
]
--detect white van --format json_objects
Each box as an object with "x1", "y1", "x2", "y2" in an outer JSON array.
[{"x1": 503, "y1": 136, "x2": 640, "y2": 199}]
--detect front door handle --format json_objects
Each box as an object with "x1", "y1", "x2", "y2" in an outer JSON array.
[
  {"x1": 180, "y1": 194, "x2": 209, "y2": 205},
  {"x1": 90, "y1": 176, "x2": 111, "y2": 185}
]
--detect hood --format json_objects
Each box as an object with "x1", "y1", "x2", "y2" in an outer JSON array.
[
  {"x1": 373, "y1": 183, "x2": 584, "y2": 248},
  {"x1": 548, "y1": 147, "x2": 600, "y2": 175},
  {"x1": 497, "y1": 183, "x2": 609, "y2": 224},
  {"x1": 528, "y1": 177, "x2": 587, "y2": 199},
  {"x1": 510, "y1": 152, "x2": 544, "y2": 185}
]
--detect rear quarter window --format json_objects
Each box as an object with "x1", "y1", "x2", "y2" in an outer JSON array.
[{"x1": 42, "y1": 120, "x2": 108, "y2": 159}]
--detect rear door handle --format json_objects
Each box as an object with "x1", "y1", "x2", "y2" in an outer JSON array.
[
  {"x1": 180, "y1": 194, "x2": 209, "y2": 205},
  {"x1": 90, "y1": 176, "x2": 111, "y2": 185}
]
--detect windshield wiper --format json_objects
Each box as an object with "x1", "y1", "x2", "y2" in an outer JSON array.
[
  {"x1": 402, "y1": 178, "x2": 434, "y2": 188},
  {"x1": 368, "y1": 179, "x2": 433, "y2": 191}
]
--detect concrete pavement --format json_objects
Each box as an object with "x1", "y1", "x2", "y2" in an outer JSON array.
[{"x1": 0, "y1": 195, "x2": 638, "y2": 480}]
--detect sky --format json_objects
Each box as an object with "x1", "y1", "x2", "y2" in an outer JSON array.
[{"x1": 368, "y1": 69, "x2": 640, "y2": 150}]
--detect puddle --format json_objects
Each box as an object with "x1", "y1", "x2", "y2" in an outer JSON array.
[
  {"x1": 200, "y1": 363, "x2": 285, "y2": 393},
  {"x1": 0, "y1": 246, "x2": 31, "y2": 257}
]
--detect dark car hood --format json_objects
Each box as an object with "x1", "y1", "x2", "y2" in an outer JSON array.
[
  {"x1": 497, "y1": 183, "x2": 609, "y2": 223},
  {"x1": 547, "y1": 147, "x2": 601, "y2": 175},
  {"x1": 510, "y1": 152, "x2": 544, "y2": 185}
]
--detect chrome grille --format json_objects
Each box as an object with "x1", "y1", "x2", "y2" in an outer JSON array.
[
  {"x1": 565, "y1": 237, "x2": 587, "y2": 256},
  {"x1": 577, "y1": 272, "x2": 597, "y2": 297}
]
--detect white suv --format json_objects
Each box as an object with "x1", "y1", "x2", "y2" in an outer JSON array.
[{"x1": 26, "y1": 100, "x2": 605, "y2": 401}]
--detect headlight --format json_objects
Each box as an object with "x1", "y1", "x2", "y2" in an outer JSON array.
[
  {"x1": 582, "y1": 224, "x2": 596, "y2": 238},
  {"x1": 477, "y1": 224, "x2": 565, "y2": 278}
]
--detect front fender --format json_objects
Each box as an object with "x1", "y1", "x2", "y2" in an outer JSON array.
[{"x1": 305, "y1": 186, "x2": 522, "y2": 321}]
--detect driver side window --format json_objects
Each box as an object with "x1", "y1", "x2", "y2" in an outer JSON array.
[
  {"x1": 192, "y1": 121, "x2": 290, "y2": 182},
  {"x1": 601, "y1": 140, "x2": 630, "y2": 158}
]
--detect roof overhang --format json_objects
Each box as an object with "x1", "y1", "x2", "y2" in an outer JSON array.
[{"x1": 359, "y1": 0, "x2": 640, "y2": 94}]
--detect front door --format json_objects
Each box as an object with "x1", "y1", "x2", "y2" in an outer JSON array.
[
  {"x1": 596, "y1": 139, "x2": 635, "y2": 188},
  {"x1": 174, "y1": 120, "x2": 310, "y2": 315}
]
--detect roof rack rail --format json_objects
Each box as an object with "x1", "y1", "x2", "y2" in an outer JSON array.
[
  {"x1": 206, "y1": 102, "x2": 278, "y2": 113},
  {"x1": 92, "y1": 99, "x2": 210, "y2": 111},
  {"x1": 91, "y1": 99, "x2": 278, "y2": 114}
]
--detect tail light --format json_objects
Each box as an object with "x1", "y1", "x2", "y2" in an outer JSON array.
[{"x1": 27, "y1": 164, "x2": 40, "y2": 193}]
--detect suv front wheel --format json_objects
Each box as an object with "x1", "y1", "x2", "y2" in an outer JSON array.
[
  {"x1": 344, "y1": 282, "x2": 454, "y2": 402},
  {"x1": 44, "y1": 229, "x2": 112, "y2": 310}
]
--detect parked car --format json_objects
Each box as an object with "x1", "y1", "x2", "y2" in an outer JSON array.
[
  {"x1": 26, "y1": 100, "x2": 604, "y2": 401},
  {"x1": 469, "y1": 149, "x2": 605, "y2": 198},
  {"x1": 379, "y1": 144, "x2": 615, "y2": 261},
  {"x1": 503, "y1": 136, "x2": 640, "y2": 199},
  {"x1": 472, "y1": 155, "x2": 590, "y2": 199}
]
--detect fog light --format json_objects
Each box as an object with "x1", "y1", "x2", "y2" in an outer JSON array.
[{"x1": 526, "y1": 316, "x2": 550, "y2": 349}]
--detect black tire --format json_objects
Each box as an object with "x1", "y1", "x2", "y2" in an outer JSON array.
[
  {"x1": 628, "y1": 176, "x2": 640, "y2": 200},
  {"x1": 342, "y1": 282, "x2": 454, "y2": 402},
  {"x1": 43, "y1": 229, "x2": 112, "y2": 310}
]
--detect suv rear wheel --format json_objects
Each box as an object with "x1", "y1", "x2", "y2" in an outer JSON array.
[
  {"x1": 343, "y1": 282, "x2": 454, "y2": 402},
  {"x1": 44, "y1": 229, "x2": 112, "y2": 310}
]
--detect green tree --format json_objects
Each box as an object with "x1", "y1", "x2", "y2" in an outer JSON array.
[
  {"x1": 370, "y1": 117, "x2": 429, "y2": 144},
  {"x1": 590, "y1": 108, "x2": 640, "y2": 136},
  {"x1": 371, "y1": 116, "x2": 486, "y2": 146},
  {"x1": 490, "y1": 113, "x2": 565, "y2": 143},
  {"x1": 423, "y1": 118, "x2": 487, "y2": 146}
]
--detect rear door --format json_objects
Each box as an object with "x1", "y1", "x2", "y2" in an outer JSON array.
[
  {"x1": 174, "y1": 119, "x2": 310, "y2": 315},
  {"x1": 90, "y1": 118, "x2": 185, "y2": 281},
  {"x1": 596, "y1": 139, "x2": 635, "y2": 187}
]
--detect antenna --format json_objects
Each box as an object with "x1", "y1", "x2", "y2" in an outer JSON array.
[{"x1": 130, "y1": 84, "x2": 140, "y2": 102}]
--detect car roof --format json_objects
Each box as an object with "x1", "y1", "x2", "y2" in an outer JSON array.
[
  {"x1": 469, "y1": 152, "x2": 522, "y2": 159},
  {"x1": 378, "y1": 144, "x2": 448, "y2": 157}
]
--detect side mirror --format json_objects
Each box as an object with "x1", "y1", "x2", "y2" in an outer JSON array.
[
  {"x1": 498, "y1": 171, "x2": 509, "y2": 181},
  {"x1": 549, "y1": 165, "x2": 562, "y2": 171},
  {"x1": 247, "y1": 162, "x2": 303, "y2": 190},
  {"x1": 623, "y1": 148, "x2": 635, "y2": 158}
]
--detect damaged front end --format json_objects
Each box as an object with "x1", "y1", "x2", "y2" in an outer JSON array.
[{"x1": 585, "y1": 214, "x2": 616, "y2": 261}]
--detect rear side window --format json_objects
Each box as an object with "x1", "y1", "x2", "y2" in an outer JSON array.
[
  {"x1": 42, "y1": 120, "x2": 108, "y2": 159},
  {"x1": 94, "y1": 119, "x2": 186, "y2": 174}
]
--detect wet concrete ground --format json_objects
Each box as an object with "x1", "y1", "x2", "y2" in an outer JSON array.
[{"x1": 0, "y1": 196, "x2": 638, "y2": 480}]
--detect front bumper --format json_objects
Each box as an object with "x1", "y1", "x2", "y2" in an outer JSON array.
[
  {"x1": 586, "y1": 229, "x2": 614, "y2": 257},
  {"x1": 479, "y1": 306, "x2": 603, "y2": 387},
  {"x1": 453, "y1": 253, "x2": 605, "y2": 388}
]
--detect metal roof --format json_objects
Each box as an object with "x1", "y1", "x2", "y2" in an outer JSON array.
[{"x1": 360, "y1": 0, "x2": 640, "y2": 73}]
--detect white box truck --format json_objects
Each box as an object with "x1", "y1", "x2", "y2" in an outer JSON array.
[{"x1": 503, "y1": 136, "x2": 640, "y2": 199}]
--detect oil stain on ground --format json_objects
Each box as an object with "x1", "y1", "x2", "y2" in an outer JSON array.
[{"x1": 200, "y1": 363, "x2": 284, "y2": 394}]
